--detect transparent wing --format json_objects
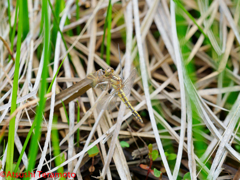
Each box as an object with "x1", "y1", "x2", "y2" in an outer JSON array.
[
  {"x1": 121, "y1": 68, "x2": 137, "y2": 96},
  {"x1": 96, "y1": 90, "x2": 119, "y2": 111},
  {"x1": 87, "y1": 70, "x2": 107, "y2": 88},
  {"x1": 97, "y1": 69, "x2": 138, "y2": 111},
  {"x1": 95, "y1": 68, "x2": 138, "y2": 111},
  {"x1": 94, "y1": 82, "x2": 109, "y2": 91}
]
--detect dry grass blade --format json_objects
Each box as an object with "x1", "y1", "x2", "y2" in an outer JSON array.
[
  {"x1": 0, "y1": 36, "x2": 15, "y2": 61},
  {"x1": 59, "y1": 90, "x2": 107, "y2": 146},
  {"x1": 170, "y1": 1, "x2": 187, "y2": 178},
  {"x1": 133, "y1": 0, "x2": 173, "y2": 179},
  {"x1": 208, "y1": 95, "x2": 240, "y2": 179},
  {"x1": 2, "y1": 0, "x2": 240, "y2": 179},
  {"x1": 186, "y1": 96, "x2": 196, "y2": 180},
  {"x1": 218, "y1": 0, "x2": 240, "y2": 44}
]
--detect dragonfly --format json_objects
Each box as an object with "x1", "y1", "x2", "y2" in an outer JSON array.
[{"x1": 87, "y1": 67, "x2": 143, "y2": 123}]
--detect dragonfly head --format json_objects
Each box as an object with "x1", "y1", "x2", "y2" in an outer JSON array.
[{"x1": 104, "y1": 67, "x2": 114, "y2": 77}]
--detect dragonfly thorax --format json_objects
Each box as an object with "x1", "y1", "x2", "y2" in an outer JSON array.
[{"x1": 103, "y1": 68, "x2": 124, "y2": 90}]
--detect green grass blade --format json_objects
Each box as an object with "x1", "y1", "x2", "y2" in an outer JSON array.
[
  {"x1": 66, "y1": 17, "x2": 73, "y2": 36},
  {"x1": 23, "y1": 0, "x2": 50, "y2": 179},
  {"x1": 7, "y1": 0, "x2": 11, "y2": 38},
  {"x1": 61, "y1": 100, "x2": 70, "y2": 125},
  {"x1": 10, "y1": 1, "x2": 18, "y2": 61},
  {"x1": 106, "y1": 0, "x2": 112, "y2": 65},
  {"x1": 14, "y1": 121, "x2": 36, "y2": 173},
  {"x1": 6, "y1": 0, "x2": 23, "y2": 179},
  {"x1": 100, "y1": 0, "x2": 112, "y2": 61},
  {"x1": 7, "y1": 0, "x2": 12, "y2": 61},
  {"x1": 47, "y1": 0, "x2": 71, "y2": 93},
  {"x1": 48, "y1": 0, "x2": 72, "y2": 62},
  {"x1": 173, "y1": 0, "x2": 213, "y2": 48},
  {"x1": 51, "y1": 0, "x2": 63, "y2": 46},
  {"x1": 47, "y1": 57, "x2": 66, "y2": 93},
  {"x1": 22, "y1": 0, "x2": 29, "y2": 39},
  {"x1": 52, "y1": 116, "x2": 65, "y2": 180}
]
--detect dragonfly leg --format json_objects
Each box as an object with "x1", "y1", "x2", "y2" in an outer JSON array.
[
  {"x1": 95, "y1": 82, "x2": 108, "y2": 89},
  {"x1": 108, "y1": 82, "x2": 111, "y2": 90}
]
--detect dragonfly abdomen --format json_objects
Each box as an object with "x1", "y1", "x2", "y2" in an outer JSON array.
[{"x1": 118, "y1": 90, "x2": 143, "y2": 123}]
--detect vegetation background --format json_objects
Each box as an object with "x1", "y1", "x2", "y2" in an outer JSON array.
[{"x1": 0, "y1": 0, "x2": 240, "y2": 179}]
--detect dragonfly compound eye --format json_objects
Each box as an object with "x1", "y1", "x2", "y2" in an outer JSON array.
[{"x1": 105, "y1": 68, "x2": 114, "y2": 76}]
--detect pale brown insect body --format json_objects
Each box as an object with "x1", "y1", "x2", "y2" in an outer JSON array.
[
  {"x1": 87, "y1": 67, "x2": 143, "y2": 123},
  {"x1": 103, "y1": 68, "x2": 143, "y2": 123}
]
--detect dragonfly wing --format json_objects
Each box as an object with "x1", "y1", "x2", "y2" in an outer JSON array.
[
  {"x1": 96, "y1": 89, "x2": 119, "y2": 111},
  {"x1": 95, "y1": 82, "x2": 109, "y2": 91},
  {"x1": 96, "y1": 94, "x2": 112, "y2": 111},
  {"x1": 121, "y1": 68, "x2": 137, "y2": 96},
  {"x1": 106, "y1": 96, "x2": 120, "y2": 111},
  {"x1": 93, "y1": 68, "x2": 138, "y2": 112}
]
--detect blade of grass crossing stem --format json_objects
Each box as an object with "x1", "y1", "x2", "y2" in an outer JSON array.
[
  {"x1": 48, "y1": 0, "x2": 72, "y2": 62},
  {"x1": 106, "y1": 0, "x2": 112, "y2": 65},
  {"x1": 6, "y1": 0, "x2": 23, "y2": 179},
  {"x1": 47, "y1": 56, "x2": 66, "y2": 93},
  {"x1": 52, "y1": 116, "x2": 65, "y2": 180},
  {"x1": 7, "y1": 0, "x2": 11, "y2": 42},
  {"x1": 51, "y1": 0, "x2": 63, "y2": 46},
  {"x1": 100, "y1": 0, "x2": 112, "y2": 62},
  {"x1": 66, "y1": 17, "x2": 74, "y2": 36},
  {"x1": 10, "y1": 1, "x2": 18, "y2": 62},
  {"x1": 76, "y1": 0, "x2": 81, "y2": 34},
  {"x1": 173, "y1": 0, "x2": 214, "y2": 49},
  {"x1": 22, "y1": 0, "x2": 29, "y2": 39},
  {"x1": 7, "y1": 0, "x2": 12, "y2": 62},
  {"x1": 61, "y1": 100, "x2": 70, "y2": 125},
  {"x1": 23, "y1": 0, "x2": 50, "y2": 179},
  {"x1": 14, "y1": 121, "x2": 36, "y2": 173},
  {"x1": 39, "y1": 3, "x2": 44, "y2": 36},
  {"x1": 64, "y1": 0, "x2": 73, "y2": 36}
]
